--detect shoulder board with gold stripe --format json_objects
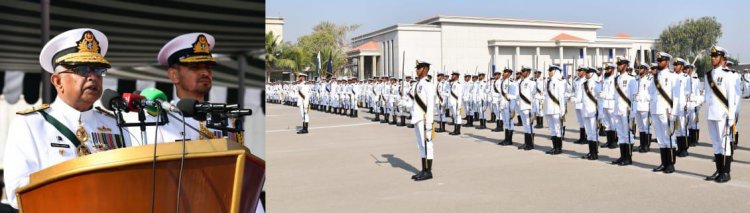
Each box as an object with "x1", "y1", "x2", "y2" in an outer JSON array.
[
  {"x1": 16, "y1": 104, "x2": 50, "y2": 115},
  {"x1": 94, "y1": 106, "x2": 117, "y2": 119}
]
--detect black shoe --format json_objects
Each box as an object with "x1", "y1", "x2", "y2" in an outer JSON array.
[
  {"x1": 390, "y1": 115, "x2": 398, "y2": 125},
  {"x1": 716, "y1": 156, "x2": 732, "y2": 183},
  {"x1": 500, "y1": 130, "x2": 513, "y2": 145},
  {"x1": 463, "y1": 116, "x2": 473, "y2": 127},
  {"x1": 662, "y1": 149, "x2": 676, "y2": 174},
  {"x1": 449, "y1": 125, "x2": 461, "y2": 136},
  {"x1": 534, "y1": 117, "x2": 543, "y2": 129},
  {"x1": 523, "y1": 133, "x2": 534, "y2": 150},
  {"x1": 372, "y1": 114, "x2": 380, "y2": 122},
  {"x1": 552, "y1": 137, "x2": 563, "y2": 155},
  {"x1": 415, "y1": 159, "x2": 433, "y2": 181},
  {"x1": 545, "y1": 137, "x2": 558, "y2": 154},
  {"x1": 398, "y1": 116, "x2": 406, "y2": 126},
  {"x1": 619, "y1": 144, "x2": 633, "y2": 166},
  {"x1": 492, "y1": 120, "x2": 502, "y2": 132},
  {"x1": 490, "y1": 113, "x2": 496, "y2": 122},
  {"x1": 705, "y1": 154, "x2": 722, "y2": 181},
  {"x1": 412, "y1": 158, "x2": 426, "y2": 180},
  {"x1": 676, "y1": 136, "x2": 689, "y2": 157},
  {"x1": 435, "y1": 122, "x2": 445, "y2": 132},
  {"x1": 381, "y1": 114, "x2": 389, "y2": 123},
  {"x1": 653, "y1": 148, "x2": 667, "y2": 172},
  {"x1": 605, "y1": 131, "x2": 617, "y2": 149},
  {"x1": 611, "y1": 144, "x2": 626, "y2": 165},
  {"x1": 296, "y1": 122, "x2": 309, "y2": 134},
  {"x1": 407, "y1": 124, "x2": 415, "y2": 128},
  {"x1": 477, "y1": 119, "x2": 486, "y2": 129}
]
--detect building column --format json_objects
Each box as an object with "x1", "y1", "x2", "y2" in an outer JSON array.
[
  {"x1": 626, "y1": 48, "x2": 630, "y2": 61},
  {"x1": 595, "y1": 48, "x2": 600, "y2": 67},
  {"x1": 359, "y1": 55, "x2": 365, "y2": 80},
  {"x1": 612, "y1": 48, "x2": 617, "y2": 62},
  {"x1": 582, "y1": 47, "x2": 587, "y2": 67},
  {"x1": 639, "y1": 47, "x2": 645, "y2": 64},
  {"x1": 372, "y1": 56, "x2": 377, "y2": 78},
  {"x1": 493, "y1": 46, "x2": 498, "y2": 72},
  {"x1": 514, "y1": 46, "x2": 520, "y2": 72},
  {"x1": 558, "y1": 46, "x2": 564, "y2": 67},
  {"x1": 535, "y1": 47, "x2": 540, "y2": 71}
]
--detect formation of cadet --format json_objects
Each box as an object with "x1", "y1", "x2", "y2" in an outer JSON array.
[{"x1": 268, "y1": 45, "x2": 744, "y2": 184}]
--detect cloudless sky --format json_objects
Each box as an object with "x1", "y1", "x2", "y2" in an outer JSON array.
[{"x1": 268, "y1": 0, "x2": 750, "y2": 62}]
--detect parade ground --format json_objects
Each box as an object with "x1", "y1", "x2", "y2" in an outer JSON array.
[{"x1": 266, "y1": 102, "x2": 750, "y2": 212}]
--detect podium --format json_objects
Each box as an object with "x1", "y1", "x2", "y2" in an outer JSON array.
[{"x1": 15, "y1": 139, "x2": 265, "y2": 213}]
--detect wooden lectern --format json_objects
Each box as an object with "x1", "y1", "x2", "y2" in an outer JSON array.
[{"x1": 15, "y1": 139, "x2": 265, "y2": 213}]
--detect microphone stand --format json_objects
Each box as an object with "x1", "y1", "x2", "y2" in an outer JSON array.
[{"x1": 113, "y1": 106, "x2": 169, "y2": 145}]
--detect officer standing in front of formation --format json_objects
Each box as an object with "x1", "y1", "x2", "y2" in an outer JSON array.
[
  {"x1": 296, "y1": 73, "x2": 310, "y2": 134},
  {"x1": 3, "y1": 28, "x2": 133, "y2": 210},
  {"x1": 573, "y1": 66, "x2": 588, "y2": 144},
  {"x1": 650, "y1": 52, "x2": 680, "y2": 174},
  {"x1": 634, "y1": 64, "x2": 654, "y2": 152},
  {"x1": 703, "y1": 46, "x2": 739, "y2": 183},
  {"x1": 448, "y1": 71, "x2": 463, "y2": 135},
  {"x1": 610, "y1": 57, "x2": 637, "y2": 165},
  {"x1": 498, "y1": 68, "x2": 516, "y2": 145},
  {"x1": 516, "y1": 67, "x2": 536, "y2": 150},
  {"x1": 411, "y1": 60, "x2": 436, "y2": 181},
  {"x1": 543, "y1": 65, "x2": 566, "y2": 155},
  {"x1": 581, "y1": 67, "x2": 600, "y2": 160}
]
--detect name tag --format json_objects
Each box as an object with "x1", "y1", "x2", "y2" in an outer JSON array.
[{"x1": 51, "y1": 143, "x2": 70, "y2": 148}]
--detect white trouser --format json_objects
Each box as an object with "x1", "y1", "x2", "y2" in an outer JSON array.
[
  {"x1": 450, "y1": 104, "x2": 463, "y2": 125},
  {"x1": 545, "y1": 114, "x2": 561, "y2": 137},
  {"x1": 613, "y1": 113, "x2": 634, "y2": 144},
  {"x1": 503, "y1": 105, "x2": 513, "y2": 131},
  {"x1": 576, "y1": 109, "x2": 584, "y2": 129},
  {"x1": 475, "y1": 99, "x2": 486, "y2": 119},
  {"x1": 635, "y1": 111, "x2": 650, "y2": 134},
  {"x1": 415, "y1": 120, "x2": 434, "y2": 159},
  {"x1": 686, "y1": 107, "x2": 698, "y2": 129},
  {"x1": 675, "y1": 115, "x2": 687, "y2": 137},
  {"x1": 707, "y1": 119, "x2": 733, "y2": 155},
  {"x1": 520, "y1": 109, "x2": 532, "y2": 133},
  {"x1": 653, "y1": 114, "x2": 677, "y2": 148},
  {"x1": 491, "y1": 102, "x2": 501, "y2": 120},
  {"x1": 583, "y1": 115, "x2": 598, "y2": 141},
  {"x1": 299, "y1": 103, "x2": 309, "y2": 122},
  {"x1": 602, "y1": 109, "x2": 614, "y2": 130}
]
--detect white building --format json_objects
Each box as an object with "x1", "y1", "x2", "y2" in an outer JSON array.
[
  {"x1": 266, "y1": 17, "x2": 285, "y2": 43},
  {"x1": 348, "y1": 15, "x2": 657, "y2": 79}
]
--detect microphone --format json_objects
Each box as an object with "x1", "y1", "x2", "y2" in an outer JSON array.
[
  {"x1": 176, "y1": 98, "x2": 251, "y2": 119},
  {"x1": 101, "y1": 89, "x2": 122, "y2": 111},
  {"x1": 140, "y1": 88, "x2": 179, "y2": 116}
]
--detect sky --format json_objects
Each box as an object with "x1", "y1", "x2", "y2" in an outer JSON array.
[{"x1": 268, "y1": 0, "x2": 750, "y2": 62}]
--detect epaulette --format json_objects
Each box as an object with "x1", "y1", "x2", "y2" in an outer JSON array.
[
  {"x1": 722, "y1": 68, "x2": 730, "y2": 72},
  {"x1": 94, "y1": 106, "x2": 117, "y2": 119},
  {"x1": 16, "y1": 104, "x2": 50, "y2": 115}
]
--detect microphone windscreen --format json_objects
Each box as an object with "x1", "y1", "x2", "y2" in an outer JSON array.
[
  {"x1": 100, "y1": 89, "x2": 121, "y2": 111},
  {"x1": 176, "y1": 98, "x2": 199, "y2": 117},
  {"x1": 141, "y1": 88, "x2": 168, "y2": 116}
]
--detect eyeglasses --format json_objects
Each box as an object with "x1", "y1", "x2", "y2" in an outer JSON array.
[
  {"x1": 59, "y1": 65, "x2": 108, "y2": 77},
  {"x1": 656, "y1": 58, "x2": 666, "y2": 62}
]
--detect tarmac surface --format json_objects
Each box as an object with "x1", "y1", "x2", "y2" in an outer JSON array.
[{"x1": 266, "y1": 101, "x2": 750, "y2": 212}]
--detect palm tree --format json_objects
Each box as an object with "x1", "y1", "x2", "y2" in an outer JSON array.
[
  {"x1": 276, "y1": 44, "x2": 311, "y2": 79},
  {"x1": 265, "y1": 32, "x2": 282, "y2": 82}
]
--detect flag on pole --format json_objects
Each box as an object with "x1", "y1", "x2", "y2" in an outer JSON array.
[{"x1": 327, "y1": 51, "x2": 333, "y2": 76}]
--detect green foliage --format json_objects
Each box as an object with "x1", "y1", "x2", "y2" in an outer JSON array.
[{"x1": 656, "y1": 17, "x2": 722, "y2": 76}]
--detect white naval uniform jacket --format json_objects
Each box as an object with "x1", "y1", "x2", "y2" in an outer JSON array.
[
  {"x1": 544, "y1": 76, "x2": 566, "y2": 116},
  {"x1": 613, "y1": 73, "x2": 637, "y2": 116},
  {"x1": 462, "y1": 80, "x2": 472, "y2": 102},
  {"x1": 3, "y1": 99, "x2": 133, "y2": 209},
  {"x1": 411, "y1": 78, "x2": 435, "y2": 128},
  {"x1": 600, "y1": 74, "x2": 616, "y2": 109},
  {"x1": 581, "y1": 75, "x2": 599, "y2": 118},
  {"x1": 516, "y1": 77, "x2": 535, "y2": 111},
  {"x1": 635, "y1": 74, "x2": 653, "y2": 112},
  {"x1": 687, "y1": 73, "x2": 704, "y2": 109},
  {"x1": 448, "y1": 80, "x2": 463, "y2": 108},
  {"x1": 704, "y1": 67, "x2": 740, "y2": 121},
  {"x1": 573, "y1": 77, "x2": 584, "y2": 110},
  {"x1": 649, "y1": 69, "x2": 680, "y2": 116},
  {"x1": 297, "y1": 82, "x2": 310, "y2": 107},
  {"x1": 498, "y1": 78, "x2": 512, "y2": 109},
  {"x1": 673, "y1": 72, "x2": 690, "y2": 116}
]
